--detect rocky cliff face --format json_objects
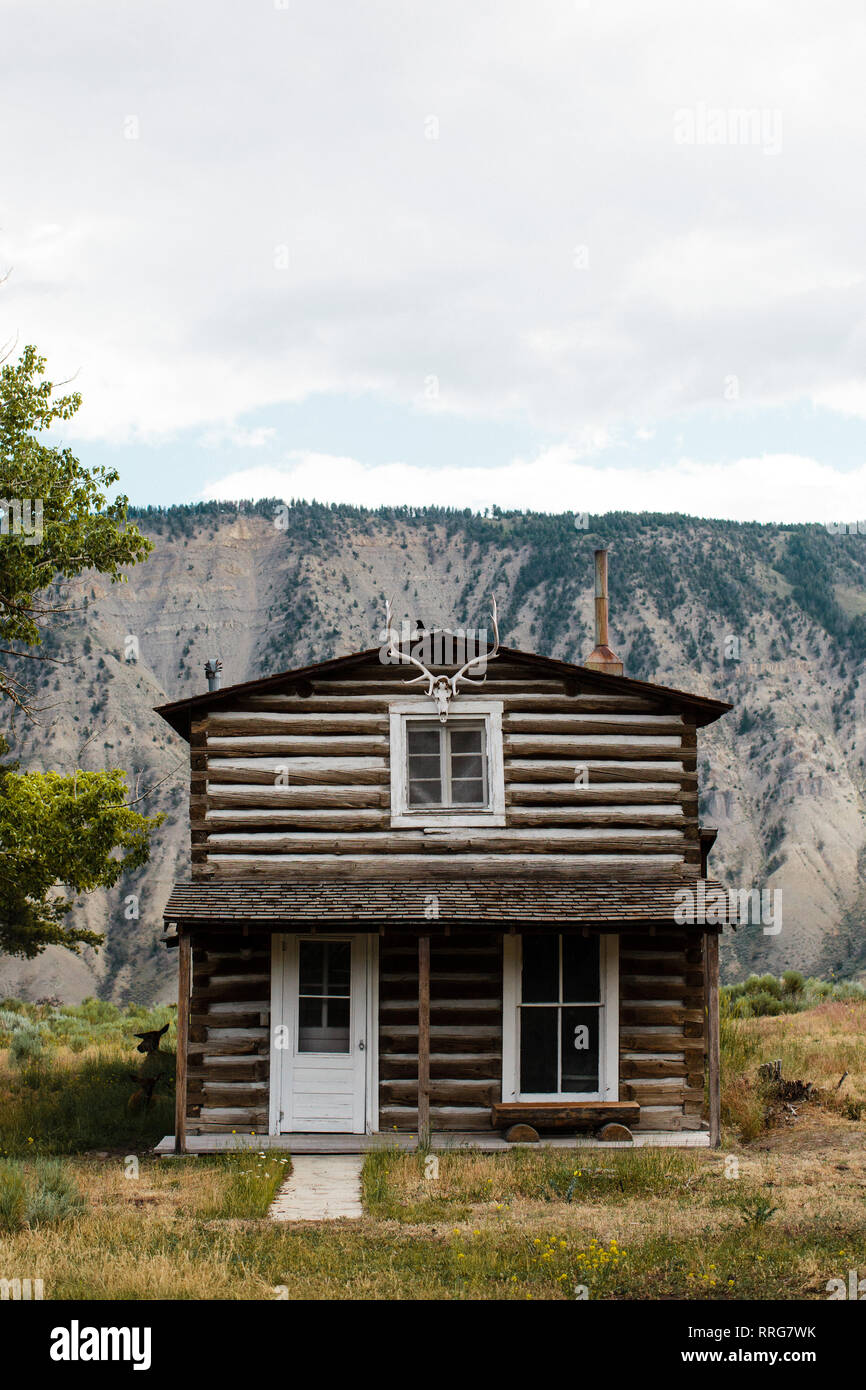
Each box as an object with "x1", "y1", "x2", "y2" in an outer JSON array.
[{"x1": 2, "y1": 503, "x2": 864, "y2": 1002}]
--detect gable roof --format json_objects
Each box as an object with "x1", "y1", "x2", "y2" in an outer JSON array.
[{"x1": 154, "y1": 642, "x2": 732, "y2": 740}]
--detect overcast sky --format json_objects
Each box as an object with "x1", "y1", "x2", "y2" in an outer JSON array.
[{"x1": 3, "y1": 0, "x2": 866, "y2": 522}]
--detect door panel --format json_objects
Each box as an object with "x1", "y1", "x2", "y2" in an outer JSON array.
[{"x1": 275, "y1": 935, "x2": 369, "y2": 1134}]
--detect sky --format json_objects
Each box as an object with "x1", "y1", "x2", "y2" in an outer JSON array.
[{"x1": 3, "y1": 0, "x2": 866, "y2": 523}]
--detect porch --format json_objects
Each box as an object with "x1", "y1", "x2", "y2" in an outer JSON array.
[
  {"x1": 164, "y1": 879, "x2": 728, "y2": 1154},
  {"x1": 155, "y1": 1127, "x2": 711, "y2": 1155}
]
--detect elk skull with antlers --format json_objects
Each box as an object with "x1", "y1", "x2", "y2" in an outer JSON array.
[{"x1": 383, "y1": 598, "x2": 500, "y2": 721}]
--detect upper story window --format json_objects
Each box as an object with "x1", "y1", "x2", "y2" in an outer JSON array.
[
  {"x1": 407, "y1": 720, "x2": 487, "y2": 807},
  {"x1": 389, "y1": 700, "x2": 505, "y2": 827}
]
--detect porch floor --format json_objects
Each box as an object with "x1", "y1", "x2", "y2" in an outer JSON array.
[{"x1": 156, "y1": 1128, "x2": 710, "y2": 1155}]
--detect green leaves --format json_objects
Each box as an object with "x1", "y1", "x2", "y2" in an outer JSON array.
[
  {"x1": 0, "y1": 345, "x2": 152, "y2": 702},
  {"x1": 0, "y1": 756, "x2": 163, "y2": 957},
  {"x1": 0, "y1": 346, "x2": 162, "y2": 957}
]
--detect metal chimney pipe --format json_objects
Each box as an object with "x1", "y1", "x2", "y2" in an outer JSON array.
[
  {"x1": 204, "y1": 658, "x2": 223, "y2": 692},
  {"x1": 594, "y1": 548, "x2": 610, "y2": 649},
  {"x1": 585, "y1": 548, "x2": 624, "y2": 676}
]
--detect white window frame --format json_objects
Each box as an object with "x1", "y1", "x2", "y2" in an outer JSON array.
[
  {"x1": 389, "y1": 699, "x2": 505, "y2": 827},
  {"x1": 501, "y1": 933, "x2": 619, "y2": 1102}
]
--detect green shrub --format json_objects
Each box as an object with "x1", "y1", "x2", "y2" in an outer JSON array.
[
  {"x1": 781, "y1": 970, "x2": 804, "y2": 996},
  {"x1": 0, "y1": 1162, "x2": 27, "y2": 1232},
  {"x1": 749, "y1": 974, "x2": 782, "y2": 999},
  {"x1": 25, "y1": 1159, "x2": 85, "y2": 1226},
  {"x1": 721, "y1": 974, "x2": 864, "y2": 1018},
  {"x1": 745, "y1": 991, "x2": 785, "y2": 1017},
  {"x1": 0, "y1": 1158, "x2": 83, "y2": 1231},
  {"x1": 10, "y1": 1028, "x2": 44, "y2": 1066}
]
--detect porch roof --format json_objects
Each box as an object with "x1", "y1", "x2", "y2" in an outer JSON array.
[{"x1": 163, "y1": 877, "x2": 737, "y2": 927}]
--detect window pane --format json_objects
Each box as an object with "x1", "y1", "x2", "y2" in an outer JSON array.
[
  {"x1": 562, "y1": 936, "x2": 600, "y2": 1002},
  {"x1": 298, "y1": 995, "x2": 350, "y2": 1053},
  {"x1": 521, "y1": 935, "x2": 558, "y2": 1003},
  {"x1": 451, "y1": 778, "x2": 485, "y2": 804},
  {"x1": 450, "y1": 753, "x2": 483, "y2": 778},
  {"x1": 407, "y1": 728, "x2": 441, "y2": 755},
  {"x1": 409, "y1": 779, "x2": 443, "y2": 805},
  {"x1": 298, "y1": 941, "x2": 325, "y2": 995},
  {"x1": 561, "y1": 1007, "x2": 600, "y2": 1092},
  {"x1": 407, "y1": 753, "x2": 441, "y2": 774},
  {"x1": 520, "y1": 1007, "x2": 558, "y2": 1092},
  {"x1": 299, "y1": 941, "x2": 350, "y2": 997},
  {"x1": 450, "y1": 729, "x2": 482, "y2": 754}
]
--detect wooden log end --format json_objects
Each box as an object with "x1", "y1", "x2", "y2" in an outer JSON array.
[
  {"x1": 504, "y1": 1124, "x2": 540, "y2": 1143},
  {"x1": 597, "y1": 1123, "x2": 634, "y2": 1143}
]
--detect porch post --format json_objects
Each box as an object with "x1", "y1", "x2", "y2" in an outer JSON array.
[
  {"x1": 175, "y1": 928, "x2": 191, "y2": 1155},
  {"x1": 417, "y1": 934, "x2": 430, "y2": 1142},
  {"x1": 705, "y1": 930, "x2": 721, "y2": 1147}
]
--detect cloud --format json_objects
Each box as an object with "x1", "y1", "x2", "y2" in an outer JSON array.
[
  {"x1": 197, "y1": 425, "x2": 276, "y2": 450},
  {"x1": 1, "y1": 0, "x2": 866, "y2": 448},
  {"x1": 201, "y1": 447, "x2": 866, "y2": 525}
]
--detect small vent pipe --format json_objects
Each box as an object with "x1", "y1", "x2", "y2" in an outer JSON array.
[{"x1": 205, "y1": 658, "x2": 223, "y2": 692}]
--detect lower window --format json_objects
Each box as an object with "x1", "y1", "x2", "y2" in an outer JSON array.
[{"x1": 503, "y1": 934, "x2": 618, "y2": 1101}]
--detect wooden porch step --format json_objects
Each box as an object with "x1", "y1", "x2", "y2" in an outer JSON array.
[{"x1": 490, "y1": 1101, "x2": 640, "y2": 1132}]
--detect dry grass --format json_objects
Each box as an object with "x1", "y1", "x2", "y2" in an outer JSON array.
[
  {"x1": 0, "y1": 1000, "x2": 863, "y2": 1299},
  {"x1": 720, "y1": 999, "x2": 866, "y2": 1142}
]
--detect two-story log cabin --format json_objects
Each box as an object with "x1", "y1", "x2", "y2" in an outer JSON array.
[{"x1": 156, "y1": 551, "x2": 733, "y2": 1152}]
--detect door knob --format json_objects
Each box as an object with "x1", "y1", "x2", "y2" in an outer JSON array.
[{"x1": 358, "y1": 1040, "x2": 365, "y2": 1051}]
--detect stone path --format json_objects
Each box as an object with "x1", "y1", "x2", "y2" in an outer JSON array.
[{"x1": 268, "y1": 1154, "x2": 364, "y2": 1222}]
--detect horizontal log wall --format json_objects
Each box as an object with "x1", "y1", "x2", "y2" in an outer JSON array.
[
  {"x1": 179, "y1": 927, "x2": 708, "y2": 1135},
  {"x1": 378, "y1": 931, "x2": 503, "y2": 1131},
  {"x1": 193, "y1": 664, "x2": 701, "y2": 879},
  {"x1": 619, "y1": 930, "x2": 706, "y2": 1132},
  {"x1": 186, "y1": 929, "x2": 271, "y2": 1134},
  {"x1": 378, "y1": 927, "x2": 706, "y2": 1133}
]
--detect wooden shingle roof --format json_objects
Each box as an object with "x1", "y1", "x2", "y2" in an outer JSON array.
[
  {"x1": 155, "y1": 643, "x2": 732, "y2": 740},
  {"x1": 163, "y1": 878, "x2": 737, "y2": 927}
]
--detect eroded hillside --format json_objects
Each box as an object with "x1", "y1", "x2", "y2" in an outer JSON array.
[{"x1": 2, "y1": 503, "x2": 864, "y2": 1002}]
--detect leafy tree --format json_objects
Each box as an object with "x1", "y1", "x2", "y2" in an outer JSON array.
[
  {"x1": 0, "y1": 344, "x2": 152, "y2": 710},
  {"x1": 0, "y1": 347, "x2": 161, "y2": 958},
  {"x1": 0, "y1": 738, "x2": 161, "y2": 957}
]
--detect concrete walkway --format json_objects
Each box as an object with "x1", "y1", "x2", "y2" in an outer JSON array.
[{"x1": 268, "y1": 1154, "x2": 364, "y2": 1222}]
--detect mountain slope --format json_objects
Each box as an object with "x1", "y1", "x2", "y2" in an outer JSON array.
[{"x1": 2, "y1": 502, "x2": 864, "y2": 1002}]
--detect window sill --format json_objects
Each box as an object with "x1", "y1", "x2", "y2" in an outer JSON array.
[{"x1": 390, "y1": 812, "x2": 507, "y2": 829}]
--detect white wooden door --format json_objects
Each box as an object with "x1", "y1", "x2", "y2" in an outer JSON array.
[{"x1": 273, "y1": 935, "x2": 371, "y2": 1134}]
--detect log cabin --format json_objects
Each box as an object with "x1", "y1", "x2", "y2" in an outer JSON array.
[{"x1": 156, "y1": 550, "x2": 733, "y2": 1152}]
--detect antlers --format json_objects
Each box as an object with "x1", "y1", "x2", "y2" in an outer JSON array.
[
  {"x1": 384, "y1": 599, "x2": 441, "y2": 696},
  {"x1": 451, "y1": 596, "x2": 499, "y2": 691},
  {"x1": 383, "y1": 597, "x2": 500, "y2": 721}
]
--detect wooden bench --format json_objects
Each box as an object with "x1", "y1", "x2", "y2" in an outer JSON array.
[{"x1": 490, "y1": 1102, "x2": 640, "y2": 1133}]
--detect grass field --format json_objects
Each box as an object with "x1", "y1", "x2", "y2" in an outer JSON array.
[{"x1": 0, "y1": 998, "x2": 864, "y2": 1300}]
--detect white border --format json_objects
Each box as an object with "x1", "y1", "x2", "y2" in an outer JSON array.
[
  {"x1": 501, "y1": 933, "x2": 619, "y2": 1102},
  {"x1": 388, "y1": 698, "x2": 505, "y2": 827}
]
